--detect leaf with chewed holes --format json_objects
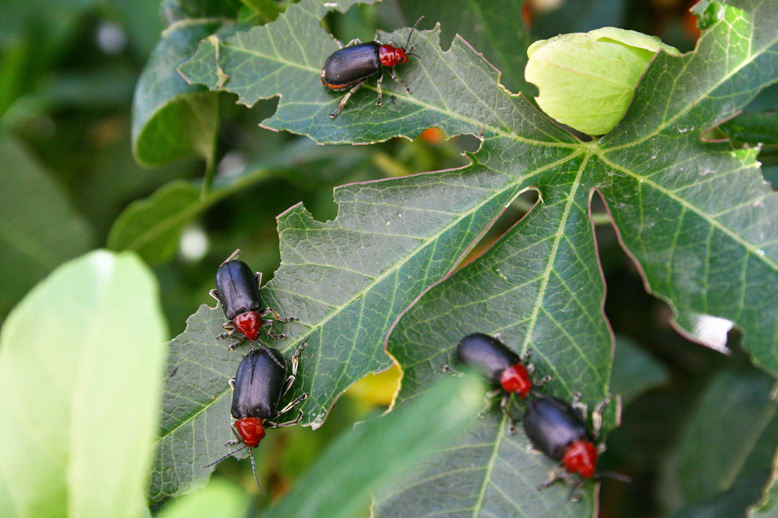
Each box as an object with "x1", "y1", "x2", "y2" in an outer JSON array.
[{"x1": 157, "y1": 0, "x2": 778, "y2": 512}]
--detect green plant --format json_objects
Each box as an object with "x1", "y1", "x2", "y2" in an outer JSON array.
[{"x1": 1, "y1": 0, "x2": 777, "y2": 517}]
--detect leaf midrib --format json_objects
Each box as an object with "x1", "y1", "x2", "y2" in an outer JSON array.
[
  {"x1": 154, "y1": 150, "x2": 587, "y2": 442},
  {"x1": 216, "y1": 33, "x2": 580, "y2": 149}
]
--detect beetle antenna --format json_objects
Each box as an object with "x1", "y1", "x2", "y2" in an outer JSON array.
[
  {"x1": 248, "y1": 449, "x2": 265, "y2": 494},
  {"x1": 222, "y1": 248, "x2": 241, "y2": 266},
  {"x1": 407, "y1": 51, "x2": 421, "y2": 60},
  {"x1": 594, "y1": 470, "x2": 632, "y2": 483},
  {"x1": 404, "y1": 16, "x2": 424, "y2": 51},
  {"x1": 203, "y1": 444, "x2": 248, "y2": 468}
]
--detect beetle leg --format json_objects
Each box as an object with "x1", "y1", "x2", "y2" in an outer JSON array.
[
  {"x1": 265, "y1": 327, "x2": 286, "y2": 340},
  {"x1": 592, "y1": 396, "x2": 611, "y2": 438},
  {"x1": 254, "y1": 271, "x2": 262, "y2": 288},
  {"x1": 534, "y1": 374, "x2": 552, "y2": 388},
  {"x1": 500, "y1": 393, "x2": 517, "y2": 434},
  {"x1": 571, "y1": 390, "x2": 587, "y2": 420},
  {"x1": 491, "y1": 332, "x2": 503, "y2": 342},
  {"x1": 260, "y1": 307, "x2": 296, "y2": 323},
  {"x1": 266, "y1": 407, "x2": 305, "y2": 429},
  {"x1": 280, "y1": 314, "x2": 297, "y2": 323},
  {"x1": 272, "y1": 393, "x2": 308, "y2": 426},
  {"x1": 225, "y1": 424, "x2": 242, "y2": 446},
  {"x1": 477, "y1": 388, "x2": 502, "y2": 418},
  {"x1": 330, "y1": 78, "x2": 367, "y2": 118},
  {"x1": 209, "y1": 289, "x2": 220, "y2": 301},
  {"x1": 568, "y1": 480, "x2": 585, "y2": 502},
  {"x1": 276, "y1": 393, "x2": 308, "y2": 417},
  {"x1": 525, "y1": 444, "x2": 543, "y2": 455},
  {"x1": 376, "y1": 68, "x2": 384, "y2": 105},
  {"x1": 280, "y1": 342, "x2": 308, "y2": 395},
  {"x1": 217, "y1": 329, "x2": 234, "y2": 340},
  {"x1": 228, "y1": 377, "x2": 236, "y2": 390},
  {"x1": 442, "y1": 364, "x2": 463, "y2": 377},
  {"x1": 520, "y1": 348, "x2": 532, "y2": 364},
  {"x1": 343, "y1": 38, "x2": 362, "y2": 48},
  {"x1": 290, "y1": 341, "x2": 307, "y2": 375},
  {"x1": 537, "y1": 465, "x2": 565, "y2": 491},
  {"x1": 388, "y1": 67, "x2": 411, "y2": 94}
]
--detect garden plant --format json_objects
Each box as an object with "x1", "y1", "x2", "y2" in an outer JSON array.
[{"x1": 1, "y1": 0, "x2": 777, "y2": 517}]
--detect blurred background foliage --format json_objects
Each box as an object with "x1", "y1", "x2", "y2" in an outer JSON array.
[{"x1": 0, "y1": 0, "x2": 776, "y2": 516}]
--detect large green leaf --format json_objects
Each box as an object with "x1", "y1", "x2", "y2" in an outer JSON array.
[
  {"x1": 146, "y1": 159, "x2": 526, "y2": 500},
  {"x1": 259, "y1": 374, "x2": 484, "y2": 518},
  {"x1": 166, "y1": 0, "x2": 778, "y2": 514},
  {"x1": 378, "y1": 165, "x2": 611, "y2": 516},
  {"x1": 659, "y1": 370, "x2": 778, "y2": 517},
  {"x1": 181, "y1": 0, "x2": 778, "y2": 373},
  {"x1": 0, "y1": 134, "x2": 93, "y2": 318},
  {"x1": 0, "y1": 251, "x2": 167, "y2": 518},
  {"x1": 132, "y1": 20, "x2": 224, "y2": 166}
]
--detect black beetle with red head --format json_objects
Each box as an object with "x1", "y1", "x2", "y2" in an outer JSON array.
[
  {"x1": 205, "y1": 343, "x2": 308, "y2": 491},
  {"x1": 210, "y1": 249, "x2": 296, "y2": 349},
  {"x1": 321, "y1": 16, "x2": 424, "y2": 118},
  {"x1": 445, "y1": 333, "x2": 551, "y2": 434},
  {"x1": 523, "y1": 392, "x2": 631, "y2": 501}
]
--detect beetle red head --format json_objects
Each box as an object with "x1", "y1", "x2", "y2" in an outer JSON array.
[
  {"x1": 562, "y1": 440, "x2": 598, "y2": 478},
  {"x1": 236, "y1": 417, "x2": 266, "y2": 448},
  {"x1": 379, "y1": 45, "x2": 408, "y2": 67},
  {"x1": 500, "y1": 363, "x2": 532, "y2": 397},
  {"x1": 234, "y1": 311, "x2": 261, "y2": 340}
]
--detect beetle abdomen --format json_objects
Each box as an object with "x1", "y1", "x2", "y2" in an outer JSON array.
[
  {"x1": 321, "y1": 42, "x2": 381, "y2": 89},
  {"x1": 231, "y1": 348, "x2": 288, "y2": 419},
  {"x1": 457, "y1": 333, "x2": 520, "y2": 384},
  {"x1": 522, "y1": 395, "x2": 591, "y2": 460},
  {"x1": 216, "y1": 260, "x2": 263, "y2": 320}
]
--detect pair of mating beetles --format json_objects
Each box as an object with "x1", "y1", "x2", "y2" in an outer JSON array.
[
  {"x1": 452, "y1": 333, "x2": 630, "y2": 500},
  {"x1": 206, "y1": 250, "x2": 304, "y2": 491}
]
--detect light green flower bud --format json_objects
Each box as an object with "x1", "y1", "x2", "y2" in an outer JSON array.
[{"x1": 525, "y1": 28, "x2": 680, "y2": 136}]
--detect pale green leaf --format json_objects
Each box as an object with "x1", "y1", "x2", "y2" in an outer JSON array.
[
  {"x1": 0, "y1": 251, "x2": 167, "y2": 518},
  {"x1": 155, "y1": 478, "x2": 251, "y2": 518}
]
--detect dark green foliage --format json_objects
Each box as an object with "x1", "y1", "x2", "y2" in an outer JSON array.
[{"x1": 1, "y1": 0, "x2": 777, "y2": 516}]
